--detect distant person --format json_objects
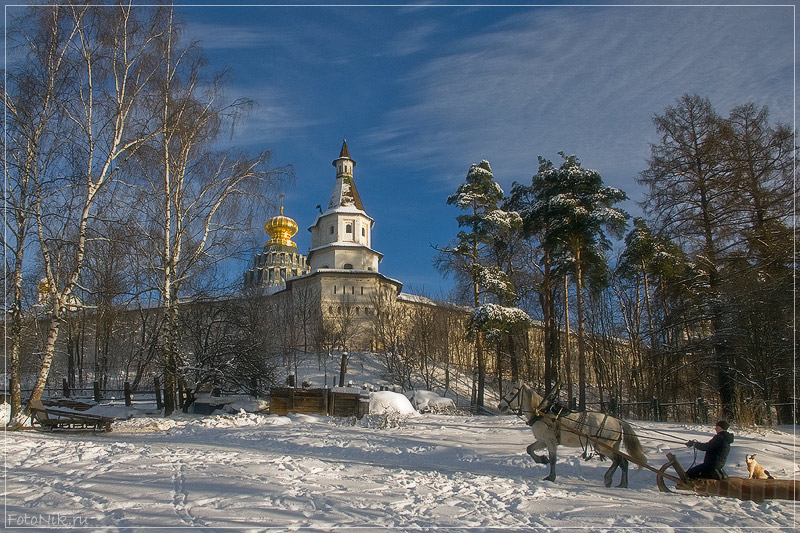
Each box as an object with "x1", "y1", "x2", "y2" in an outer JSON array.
[{"x1": 685, "y1": 420, "x2": 734, "y2": 480}]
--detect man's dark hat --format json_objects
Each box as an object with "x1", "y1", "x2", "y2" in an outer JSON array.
[{"x1": 716, "y1": 420, "x2": 729, "y2": 431}]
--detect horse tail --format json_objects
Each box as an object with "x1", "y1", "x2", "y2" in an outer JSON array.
[{"x1": 619, "y1": 420, "x2": 647, "y2": 467}]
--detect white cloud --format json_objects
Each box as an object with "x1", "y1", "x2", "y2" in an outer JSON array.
[{"x1": 364, "y1": 5, "x2": 794, "y2": 199}]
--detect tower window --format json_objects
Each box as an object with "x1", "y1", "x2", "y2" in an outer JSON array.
[
  {"x1": 330, "y1": 226, "x2": 334, "y2": 234},
  {"x1": 346, "y1": 224, "x2": 352, "y2": 233},
  {"x1": 362, "y1": 228, "x2": 366, "y2": 237}
]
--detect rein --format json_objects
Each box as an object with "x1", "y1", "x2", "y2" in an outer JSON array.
[{"x1": 627, "y1": 421, "x2": 690, "y2": 445}]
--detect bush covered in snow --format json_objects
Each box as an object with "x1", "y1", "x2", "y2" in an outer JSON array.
[
  {"x1": 360, "y1": 391, "x2": 418, "y2": 428},
  {"x1": 368, "y1": 391, "x2": 417, "y2": 416},
  {"x1": 405, "y1": 390, "x2": 456, "y2": 413}
]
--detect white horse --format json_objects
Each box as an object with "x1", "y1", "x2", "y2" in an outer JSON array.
[{"x1": 499, "y1": 383, "x2": 647, "y2": 487}]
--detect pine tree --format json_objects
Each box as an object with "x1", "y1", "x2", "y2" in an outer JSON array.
[
  {"x1": 440, "y1": 160, "x2": 517, "y2": 406},
  {"x1": 529, "y1": 153, "x2": 628, "y2": 410}
]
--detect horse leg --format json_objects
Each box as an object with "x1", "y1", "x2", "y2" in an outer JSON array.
[
  {"x1": 617, "y1": 457, "x2": 629, "y2": 488},
  {"x1": 543, "y1": 446, "x2": 558, "y2": 482},
  {"x1": 526, "y1": 442, "x2": 549, "y2": 464},
  {"x1": 604, "y1": 455, "x2": 621, "y2": 487}
]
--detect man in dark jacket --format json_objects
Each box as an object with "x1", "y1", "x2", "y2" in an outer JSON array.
[{"x1": 685, "y1": 420, "x2": 734, "y2": 480}]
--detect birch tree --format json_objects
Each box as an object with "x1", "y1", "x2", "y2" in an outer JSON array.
[
  {"x1": 130, "y1": 11, "x2": 290, "y2": 415},
  {"x1": 8, "y1": 4, "x2": 166, "y2": 417},
  {"x1": 2, "y1": 5, "x2": 84, "y2": 426}
]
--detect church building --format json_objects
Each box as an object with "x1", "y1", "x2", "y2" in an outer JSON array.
[
  {"x1": 246, "y1": 140, "x2": 406, "y2": 351},
  {"x1": 243, "y1": 196, "x2": 309, "y2": 292}
]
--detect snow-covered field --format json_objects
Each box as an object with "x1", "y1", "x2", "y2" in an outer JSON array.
[{"x1": 3, "y1": 401, "x2": 797, "y2": 531}]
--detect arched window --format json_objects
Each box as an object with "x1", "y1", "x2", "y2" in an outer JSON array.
[{"x1": 343, "y1": 263, "x2": 353, "y2": 269}]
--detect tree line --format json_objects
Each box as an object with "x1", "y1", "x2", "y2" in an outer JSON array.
[
  {"x1": 3, "y1": 4, "x2": 290, "y2": 425},
  {"x1": 3, "y1": 5, "x2": 793, "y2": 428},
  {"x1": 438, "y1": 94, "x2": 794, "y2": 423}
]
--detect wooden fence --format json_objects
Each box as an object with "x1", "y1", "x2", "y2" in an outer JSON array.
[
  {"x1": 269, "y1": 387, "x2": 370, "y2": 418},
  {"x1": 583, "y1": 396, "x2": 797, "y2": 426}
]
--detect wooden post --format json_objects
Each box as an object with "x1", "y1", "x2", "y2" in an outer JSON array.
[
  {"x1": 93, "y1": 381, "x2": 101, "y2": 402},
  {"x1": 696, "y1": 397, "x2": 706, "y2": 423},
  {"x1": 652, "y1": 397, "x2": 660, "y2": 421},
  {"x1": 250, "y1": 376, "x2": 258, "y2": 398},
  {"x1": 610, "y1": 397, "x2": 618, "y2": 417},
  {"x1": 62, "y1": 378, "x2": 70, "y2": 398},
  {"x1": 569, "y1": 396, "x2": 577, "y2": 411},
  {"x1": 124, "y1": 382, "x2": 132, "y2": 407},
  {"x1": 154, "y1": 377, "x2": 163, "y2": 410},
  {"x1": 178, "y1": 382, "x2": 187, "y2": 412}
]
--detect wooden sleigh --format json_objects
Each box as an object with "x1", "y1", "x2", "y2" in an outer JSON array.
[
  {"x1": 657, "y1": 452, "x2": 799, "y2": 503},
  {"x1": 28, "y1": 399, "x2": 115, "y2": 432}
]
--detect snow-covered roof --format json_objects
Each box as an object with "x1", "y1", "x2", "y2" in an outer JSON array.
[{"x1": 397, "y1": 292, "x2": 471, "y2": 312}]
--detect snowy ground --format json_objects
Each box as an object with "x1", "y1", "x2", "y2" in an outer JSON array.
[{"x1": 3, "y1": 401, "x2": 797, "y2": 532}]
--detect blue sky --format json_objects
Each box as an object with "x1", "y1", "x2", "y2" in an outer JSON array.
[{"x1": 37, "y1": 1, "x2": 800, "y2": 297}]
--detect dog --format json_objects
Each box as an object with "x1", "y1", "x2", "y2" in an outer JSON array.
[{"x1": 746, "y1": 454, "x2": 774, "y2": 479}]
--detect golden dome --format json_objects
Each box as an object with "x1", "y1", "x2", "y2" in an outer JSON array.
[
  {"x1": 264, "y1": 200, "x2": 298, "y2": 248},
  {"x1": 38, "y1": 278, "x2": 53, "y2": 295}
]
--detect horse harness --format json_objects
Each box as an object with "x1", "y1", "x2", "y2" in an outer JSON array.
[
  {"x1": 505, "y1": 386, "x2": 614, "y2": 457},
  {"x1": 530, "y1": 402, "x2": 611, "y2": 459}
]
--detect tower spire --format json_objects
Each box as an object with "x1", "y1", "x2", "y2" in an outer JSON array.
[
  {"x1": 339, "y1": 138, "x2": 351, "y2": 159},
  {"x1": 329, "y1": 140, "x2": 363, "y2": 210}
]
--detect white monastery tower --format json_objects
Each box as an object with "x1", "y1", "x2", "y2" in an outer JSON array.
[{"x1": 307, "y1": 140, "x2": 383, "y2": 273}]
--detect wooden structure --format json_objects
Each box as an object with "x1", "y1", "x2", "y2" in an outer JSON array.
[
  {"x1": 658, "y1": 452, "x2": 799, "y2": 503},
  {"x1": 269, "y1": 387, "x2": 369, "y2": 418},
  {"x1": 28, "y1": 400, "x2": 115, "y2": 432},
  {"x1": 43, "y1": 398, "x2": 94, "y2": 411}
]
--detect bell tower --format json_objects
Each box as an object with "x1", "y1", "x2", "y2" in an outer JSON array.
[{"x1": 307, "y1": 140, "x2": 383, "y2": 272}]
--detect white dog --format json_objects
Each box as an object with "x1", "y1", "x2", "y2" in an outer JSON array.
[{"x1": 746, "y1": 454, "x2": 774, "y2": 479}]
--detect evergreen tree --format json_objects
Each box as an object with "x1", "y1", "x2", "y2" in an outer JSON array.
[
  {"x1": 530, "y1": 153, "x2": 628, "y2": 410},
  {"x1": 439, "y1": 160, "x2": 517, "y2": 406},
  {"x1": 616, "y1": 217, "x2": 688, "y2": 399}
]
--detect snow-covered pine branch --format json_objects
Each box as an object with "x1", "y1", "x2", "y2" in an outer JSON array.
[{"x1": 467, "y1": 303, "x2": 531, "y2": 333}]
